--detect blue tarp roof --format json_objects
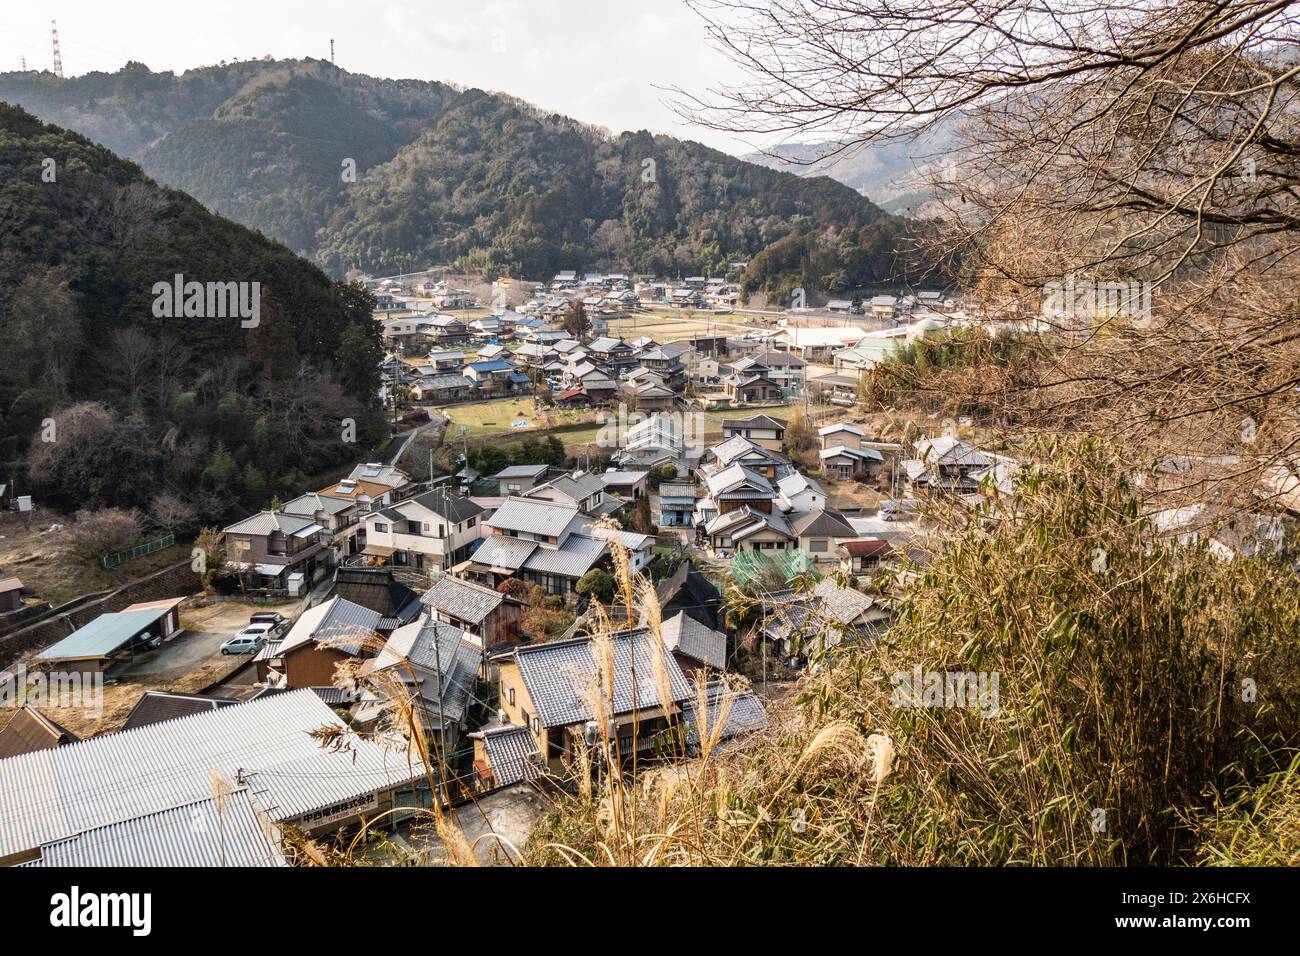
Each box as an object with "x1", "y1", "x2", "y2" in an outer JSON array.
[
  {"x1": 466, "y1": 360, "x2": 513, "y2": 372},
  {"x1": 37, "y1": 608, "x2": 169, "y2": 661}
]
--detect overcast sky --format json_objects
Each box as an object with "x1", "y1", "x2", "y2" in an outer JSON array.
[{"x1": 0, "y1": 0, "x2": 765, "y2": 155}]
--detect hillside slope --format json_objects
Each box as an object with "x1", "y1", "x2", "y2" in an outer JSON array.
[{"x1": 0, "y1": 103, "x2": 385, "y2": 525}]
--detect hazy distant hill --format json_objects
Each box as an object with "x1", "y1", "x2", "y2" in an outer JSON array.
[
  {"x1": 0, "y1": 59, "x2": 927, "y2": 295},
  {"x1": 743, "y1": 125, "x2": 958, "y2": 215}
]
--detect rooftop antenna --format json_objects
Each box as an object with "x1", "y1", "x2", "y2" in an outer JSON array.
[{"x1": 51, "y1": 21, "x2": 63, "y2": 78}]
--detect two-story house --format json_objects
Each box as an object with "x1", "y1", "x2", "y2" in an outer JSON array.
[
  {"x1": 222, "y1": 511, "x2": 326, "y2": 594},
  {"x1": 281, "y1": 491, "x2": 362, "y2": 559},
  {"x1": 721, "y1": 414, "x2": 787, "y2": 451},
  {"x1": 362, "y1": 489, "x2": 486, "y2": 572}
]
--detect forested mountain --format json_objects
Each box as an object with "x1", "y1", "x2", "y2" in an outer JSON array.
[
  {"x1": 0, "y1": 104, "x2": 386, "y2": 527},
  {"x1": 0, "y1": 60, "x2": 925, "y2": 295}
]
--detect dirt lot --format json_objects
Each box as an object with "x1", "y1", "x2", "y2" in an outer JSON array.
[
  {"x1": 0, "y1": 508, "x2": 190, "y2": 608},
  {"x1": 2, "y1": 598, "x2": 298, "y2": 738}
]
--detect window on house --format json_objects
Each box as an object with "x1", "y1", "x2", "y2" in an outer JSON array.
[
  {"x1": 809, "y1": 539, "x2": 828, "y2": 552},
  {"x1": 508, "y1": 686, "x2": 516, "y2": 706},
  {"x1": 374, "y1": 522, "x2": 388, "y2": 533}
]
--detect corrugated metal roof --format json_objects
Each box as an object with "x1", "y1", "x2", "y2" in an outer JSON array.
[
  {"x1": 513, "y1": 629, "x2": 693, "y2": 728},
  {"x1": 21, "y1": 789, "x2": 287, "y2": 867},
  {"x1": 521, "y1": 534, "x2": 606, "y2": 577},
  {"x1": 277, "y1": 597, "x2": 381, "y2": 656},
  {"x1": 487, "y1": 497, "x2": 580, "y2": 537},
  {"x1": 470, "y1": 536, "x2": 538, "y2": 571},
  {"x1": 35, "y1": 608, "x2": 168, "y2": 662},
  {"x1": 0, "y1": 689, "x2": 425, "y2": 861}
]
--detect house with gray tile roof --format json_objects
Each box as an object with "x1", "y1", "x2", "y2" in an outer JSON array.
[
  {"x1": 421, "y1": 574, "x2": 523, "y2": 650},
  {"x1": 680, "y1": 680, "x2": 769, "y2": 754},
  {"x1": 470, "y1": 722, "x2": 544, "y2": 789},
  {"x1": 362, "y1": 489, "x2": 485, "y2": 573},
  {"x1": 660, "y1": 610, "x2": 728, "y2": 672},
  {"x1": 496, "y1": 629, "x2": 694, "y2": 772},
  {"x1": 357, "y1": 615, "x2": 482, "y2": 746}
]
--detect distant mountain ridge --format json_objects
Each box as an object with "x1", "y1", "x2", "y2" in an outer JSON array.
[{"x1": 0, "y1": 59, "x2": 926, "y2": 295}]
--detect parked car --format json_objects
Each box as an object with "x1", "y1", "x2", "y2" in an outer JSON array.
[
  {"x1": 249, "y1": 611, "x2": 287, "y2": 629},
  {"x1": 219, "y1": 622, "x2": 276, "y2": 655}
]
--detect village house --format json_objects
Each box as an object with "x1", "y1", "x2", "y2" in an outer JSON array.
[
  {"x1": 818, "y1": 424, "x2": 885, "y2": 480},
  {"x1": 470, "y1": 722, "x2": 544, "y2": 791},
  {"x1": 362, "y1": 488, "x2": 486, "y2": 572},
  {"x1": 790, "y1": 509, "x2": 860, "y2": 562},
  {"x1": 492, "y1": 464, "x2": 550, "y2": 494},
  {"x1": 776, "y1": 471, "x2": 827, "y2": 514},
  {"x1": 657, "y1": 481, "x2": 698, "y2": 528},
  {"x1": 704, "y1": 435, "x2": 792, "y2": 482},
  {"x1": 838, "y1": 539, "x2": 894, "y2": 576},
  {"x1": 586, "y1": 337, "x2": 639, "y2": 374},
  {"x1": 353, "y1": 614, "x2": 482, "y2": 748},
  {"x1": 775, "y1": 326, "x2": 867, "y2": 362},
  {"x1": 661, "y1": 610, "x2": 728, "y2": 675},
  {"x1": 600, "y1": 469, "x2": 649, "y2": 501},
  {"x1": 902, "y1": 436, "x2": 996, "y2": 495},
  {"x1": 494, "y1": 629, "x2": 695, "y2": 774},
  {"x1": 720, "y1": 359, "x2": 784, "y2": 405},
  {"x1": 703, "y1": 506, "x2": 796, "y2": 554},
  {"x1": 267, "y1": 596, "x2": 380, "y2": 690},
  {"x1": 524, "y1": 471, "x2": 612, "y2": 515},
  {"x1": 347, "y1": 463, "x2": 414, "y2": 499},
  {"x1": 421, "y1": 573, "x2": 524, "y2": 651},
  {"x1": 617, "y1": 412, "x2": 701, "y2": 473},
  {"x1": 282, "y1": 491, "x2": 363, "y2": 560},
  {"x1": 332, "y1": 565, "x2": 423, "y2": 629},
  {"x1": 721, "y1": 414, "x2": 787, "y2": 451},
  {"x1": 654, "y1": 559, "x2": 723, "y2": 628},
  {"x1": 222, "y1": 510, "x2": 327, "y2": 594},
  {"x1": 763, "y1": 577, "x2": 888, "y2": 665}
]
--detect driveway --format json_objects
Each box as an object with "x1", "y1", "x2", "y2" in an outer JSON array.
[{"x1": 115, "y1": 601, "x2": 295, "y2": 680}]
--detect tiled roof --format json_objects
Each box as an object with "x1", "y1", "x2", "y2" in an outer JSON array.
[
  {"x1": 421, "y1": 575, "x2": 505, "y2": 625},
  {"x1": 789, "y1": 509, "x2": 858, "y2": 538},
  {"x1": 475, "y1": 724, "x2": 543, "y2": 787},
  {"x1": 121, "y1": 691, "x2": 239, "y2": 731},
  {"x1": 680, "y1": 681, "x2": 769, "y2": 752},
  {"x1": 512, "y1": 629, "x2": 693, "y2": 728},
  {"x1": 408, "y1": 488, "x2": 485, "y2": 524},
  {"x1": 661, "y1": 611, "x2": 727, "y2": 669}
]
